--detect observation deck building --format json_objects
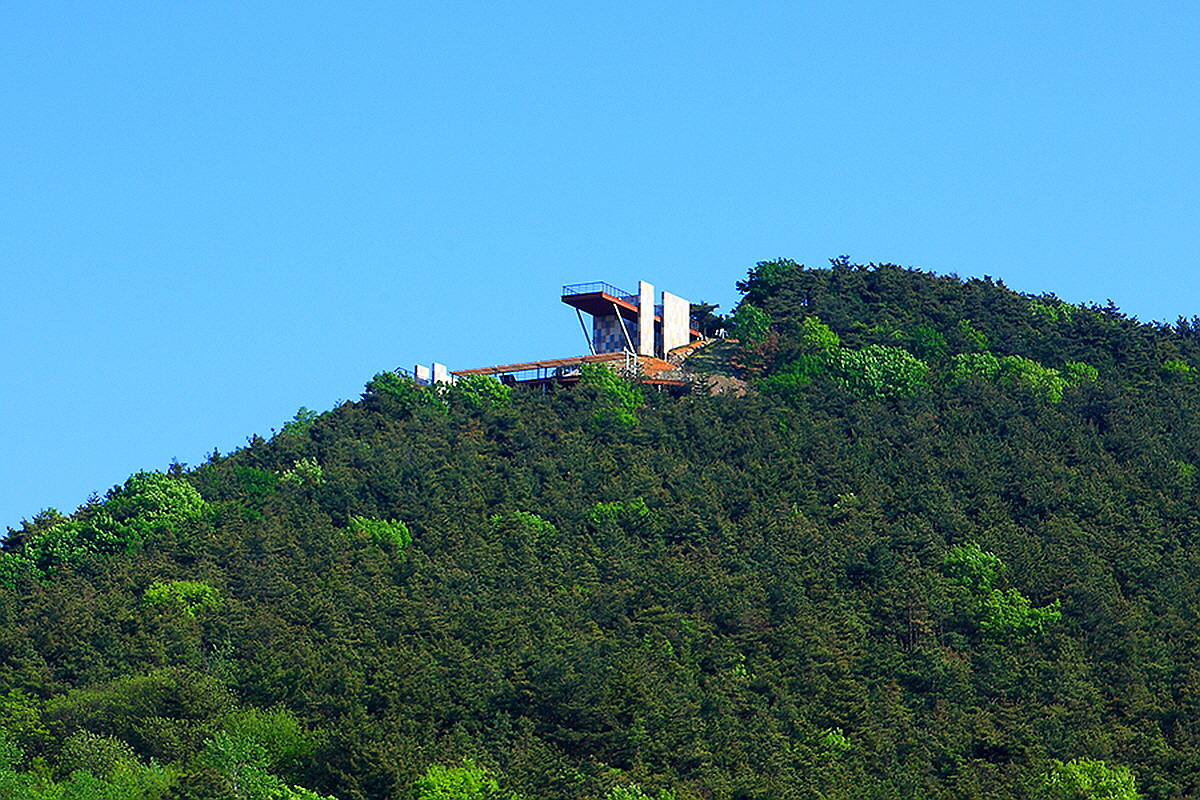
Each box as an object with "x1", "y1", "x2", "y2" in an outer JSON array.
[{"x1": 560, "y1": 280, "x2": 701, "y2": 359}]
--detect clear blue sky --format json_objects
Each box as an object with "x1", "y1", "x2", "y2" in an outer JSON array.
[{"x1": 2, "y1": 1, "x2": 1198, "y2": 529}]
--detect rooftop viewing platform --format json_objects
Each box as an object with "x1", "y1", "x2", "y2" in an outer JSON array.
[
  {"x1": 561, "y1": 282, "x2": 637, "y2": 302},
  {"x1": 561, "y1": 282, "x2": 643, "y2": 319}
]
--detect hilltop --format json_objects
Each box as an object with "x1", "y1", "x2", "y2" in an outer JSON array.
[{"x1": 3, "y1": 259, "x2": 1200, "y2": 799}]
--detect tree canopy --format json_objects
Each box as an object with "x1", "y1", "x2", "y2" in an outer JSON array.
[{"x1": 4, "y1": 258, "x2": 1200, "y2": 798}]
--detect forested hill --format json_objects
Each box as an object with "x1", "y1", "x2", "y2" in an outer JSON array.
[{"x1": 5, "y1": 259, "x2": 1200, "y2": 800}]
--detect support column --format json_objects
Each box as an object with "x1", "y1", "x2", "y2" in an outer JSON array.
[{"x1": 577, "y1": 309, "x2": 597, "y2": 355}]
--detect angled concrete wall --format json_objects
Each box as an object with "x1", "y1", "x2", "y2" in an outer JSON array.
[
  {"x1": 638, "y1": 281, "x2": 655, "y2": 357},
  {"x1": 662, "y1": 291, "x2": 691, "y2": 354}
]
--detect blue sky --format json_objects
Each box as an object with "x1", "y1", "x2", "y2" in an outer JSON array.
[{"x1": 2, "y1": 1, "x2": 1198, "y2": 528}]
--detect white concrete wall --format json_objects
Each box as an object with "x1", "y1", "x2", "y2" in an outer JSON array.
[
  {"x1": 662, "y1": 291, "x2": 691, "y2": 354},
  {"x1": 638, "y1": 280, "x2": 655, "y2": 356},
  {"x1": 414, "y1": 364, "x2": 431, "y2": 385},
  {"x1": 432, "y1": 363, "x2": 451, "y2": 384}
]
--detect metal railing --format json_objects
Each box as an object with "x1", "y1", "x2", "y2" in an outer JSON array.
[{"x1": 562, "y1": 282, "x2": 637, "y2": 303}]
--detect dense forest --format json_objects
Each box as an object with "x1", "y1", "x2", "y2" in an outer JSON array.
[{"x1": 6, "y1": 259, "x2": 1200, "y2": 799}]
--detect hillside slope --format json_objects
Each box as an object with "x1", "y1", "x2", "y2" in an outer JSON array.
[{"x1": 4, "y1": 259, "x2": 1200, "y2": 800}]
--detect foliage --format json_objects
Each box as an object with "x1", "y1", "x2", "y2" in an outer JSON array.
[
  {"x1": 904, "y1": 324, "x2": 947, "y2": 361},
  {"x1": 1034, "y1": 758, "x2": 1140, "y2": 800},
  {"x1": 1161, "y1": 358, "x2": 1195, "y2": 381},
  {"x1": 7, "y1": 258, "x2": 1200, "y2": 800},
  {"x1": 948, "y1": 352, "x2": 1001, "y2": 384},
  {"x1": 1064, "y1": 360, "x2": 1099, "y2": 384},
  {"x1": 143, "y1": 579, "x2": 222, "y2": 617},
  {"x1": 452, "y1": 375, "x2": 512, "y2": 410},
  {"x1": 818, "y1": 727, "x2": 851, "y2": 758},
  {"x1": 689, "y1": 302, "x2": 725, "y2": 338},
  {"x1": 281, "y1": 408, "x2": 320, "y2": 438},
  {"x1": 734, "y1": 258, "x2": 802, "y2": 305},
  {"x1": 1, "y1": 472, "x2": 207, "y2": 582},
  {"x1": 730, "y1": 303, "x2": 771, "y2": 345},
  {"x1": 980, "y1": 589, "x2": 1062, "y2": 640},
  {"x1": 412, "y1": 761, "x2": 519, "y2": 800},
  {"x1": 0, "y1": 730, "x2": 176, "y2": 800},
  {"x1": 489, "y1": 511, "x2": 556, "y2": 540},
  {"x1": 942, "y1": 542, "x2": 1004, "y2": 593},
  {"x1": 586, "y1": 498, "x2": 651, "y2": 531},
  {"x1": 579, "y1": 362, "x2": 642, "y2": 428},
  {"x1": 348, "y1": 516, "x2": 412, "y2": 552},
  {"x1": 1030, "y1": 298, "x2": 1077, "y2": 324},
  {"x1": 824, "y1": 344, "x2": 929, "y2": 399},
  {"x1": 236, "y1": 466, "x2": 279, "y2": 502},
  {"x1": 999, "y1": 355, "x2": 1069, "y2": 402},
  {"x1": 943, "y1": 543, "x2": 1061, "y2": 640},
  {"x1": 280, "y1": 458, "x2": 324, "y2": 486},
  {"x1": 799, "y1": 316, "x2": 840, "y2": 353},
  {"x1": 956, "y1": 318, "x2": 990, "y2": 351},
  {"x1": 365, "y1": 371, "x2": 448, "y2": 416},
  {"x1": 603, "y1": 784, "x2": 676, "y2": 800}
]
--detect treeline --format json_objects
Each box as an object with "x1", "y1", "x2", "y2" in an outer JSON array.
[{"x1": 2, "y1": 260, "x2": 1199, "y2": 798}]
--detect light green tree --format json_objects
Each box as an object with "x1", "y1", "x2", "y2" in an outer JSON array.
[
  {"x1": 579, "y1": 363, "x2": 642, "y2": 428},
  {"x1": 1034, "y1": 758, "x2": 1139, "y2": 800},
  {"x1": 143, "y1": 579, "x2": 222, "y2": 617},
  {"x1": 731, "y1": 303, "x2": 771, "y2": 345},
  {"x1": 349, "y1": 517, "x2": 412, "y2": 552},
  {"x1": 942, "y1": 543, "x2": 1061, "y2": 640},
  {"x1": 412, "y1": 760, "x2": 521, "y2": 800}
]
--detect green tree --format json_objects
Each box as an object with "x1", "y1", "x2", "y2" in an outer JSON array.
[
  {"x1": 348, "y1": 517, "x2": 412, "y2": 552},
  {"x1": 730, "y1": 303, "x2": 771, "y2": 345},
  {"x1": 14, "y1": 472, "x2": 208, "y2": 578},
  {"x1": 143, "y1": 580, "x2": 222, "y2": 617},
  {"x1": 943, "y1": 543, "x2": 1061, "y2": 640},
  {"x1": 280, "y1": 407, "x2": 320, "y2": 437},
  {"x1": 999, "y1": 355, "x2": 1067, "y2": 402},
  {"x1": 825, "y1": 344, "x2": 929, "y2": 399},
  {"x1": 579, "y1": 362, "x2": 642, "y2": 428},
  {"x1": 452, "y1": 375, "x2": 512, "y2": 410},
  {"x1": 365, "y1": 371, "x2": 448, "y2": 416},
  {"x1": 412, "y1": 761, "x2": 519, "y2": 800},
  {"x1": 1033, "y1": 758, "x2": 1139, "y2": 800},
  {"x1": 942, "y1": 543, "x2": 1003, "y2": 593},
  {"x1": 947, "y1": 352, "x2": 1001, "y2": 385}
]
